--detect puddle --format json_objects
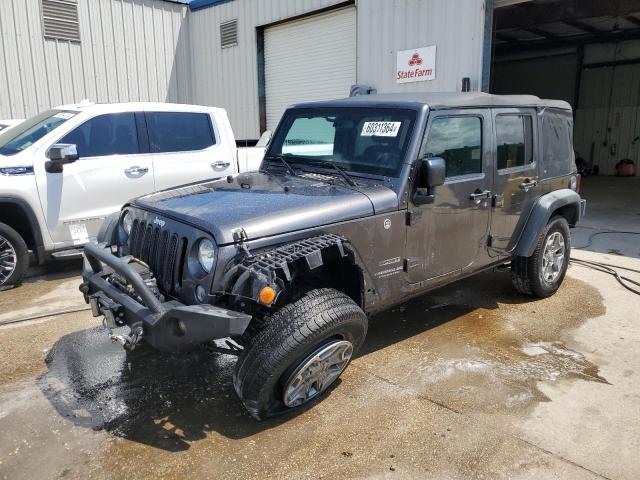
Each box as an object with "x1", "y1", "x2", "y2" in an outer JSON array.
[{"x1": 362, "y1": 271, "x2": 607, "y2": 415}]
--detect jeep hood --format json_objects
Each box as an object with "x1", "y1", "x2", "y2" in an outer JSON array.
[{"x1": 132, "y1": 172, "x2": 398, "y2": 245}]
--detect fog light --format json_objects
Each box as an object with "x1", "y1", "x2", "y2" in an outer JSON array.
[
  {"x1": 195, "y1": 285, "x2": 206, "y2": 303},
  {"x1": 258, "y1": 286, "x2": 277, "y2": 305}
]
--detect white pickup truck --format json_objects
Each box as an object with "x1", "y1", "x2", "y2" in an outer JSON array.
[{"x1": 0, "y1": 102, "x2": 266, "y2": 289}]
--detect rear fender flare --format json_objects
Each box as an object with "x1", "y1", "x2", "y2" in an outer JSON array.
[{"x1": 513, "y1": 189, "x2": 581, "y2": 257}]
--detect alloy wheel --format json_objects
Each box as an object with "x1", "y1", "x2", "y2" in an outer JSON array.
[{"x1": 283, "y1": 339, "x2": 353, "y2": 408}]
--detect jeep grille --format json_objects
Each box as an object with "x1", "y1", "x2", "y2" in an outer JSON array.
[{"x1": 128, "y1": 218, "x2": 181, "y2": 293}]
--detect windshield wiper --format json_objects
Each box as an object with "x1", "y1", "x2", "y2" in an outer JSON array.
[
  {"x1": 264, "y1": 155, "x2": 298, "y2": 177},
  {"x1": 305, "y1": 160, "x2": 358, "y2": 187}
]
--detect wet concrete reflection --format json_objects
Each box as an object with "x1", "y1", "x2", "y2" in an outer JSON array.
[{"x1": 37, "y1": 270, "x2": 607, "y2": 452}]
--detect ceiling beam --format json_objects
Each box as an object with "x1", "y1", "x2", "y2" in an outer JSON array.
[
  {"x1": 495, "y1": 0, "x2": 640, "y2": 31},
  {"x1": 625, "y1": 15, "x2": 640, "y2": 27},
  {"x1": 522, "y1": 26, "x2": 560, "y2": 40},
  {"x1": 495, "y1": 26, "x2": 640, "y2": 55},
  {"x1": 495, "y1": 32, "x2": 523, "y2": 44},
  {"x1": 561, "y1": 18, "x2": 603, "y2": 35}
]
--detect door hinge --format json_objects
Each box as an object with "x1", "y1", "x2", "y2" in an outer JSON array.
[
  {"x1": 405, "y1": 210, "x2": 422, "y2": 226},
  {"x1": 403, "y1": 258, "x2": 421, "y2": 272}
]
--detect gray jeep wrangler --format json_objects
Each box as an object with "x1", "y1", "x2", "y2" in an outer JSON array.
[{"x1": 80, "y1": 92, "x2": 585, "y2": 420}]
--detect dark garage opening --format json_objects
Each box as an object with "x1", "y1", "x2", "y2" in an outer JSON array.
[{"x1": 491, "y1": 0, "x2": 640, "y2": 178}]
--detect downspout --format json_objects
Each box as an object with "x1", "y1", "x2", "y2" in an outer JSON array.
[{"x1": 482, "y1": 0, "x2": 495, "y2": 93}]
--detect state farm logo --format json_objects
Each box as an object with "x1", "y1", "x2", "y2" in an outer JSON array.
[
  {"x1": 396, "y1": 46, "x2": 436, "y2": 84},
  {"x1": 408, "y1": 52, "x2": 423, "y2": 66}
]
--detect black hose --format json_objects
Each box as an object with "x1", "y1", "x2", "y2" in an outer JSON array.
[
  {"x1": 573, "y1": 227, "x2": 640, "y2": 250},
  {"x1": 570, "y1": 258, "x2": 640, "y2": 296}
]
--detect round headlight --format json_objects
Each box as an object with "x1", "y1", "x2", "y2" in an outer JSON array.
[
  {"x1": 122, "y1": 211, "x2": 133, "y2": 236},
  {"x1": 197, "y1": 239, "x2": 216, "y2": 273}
]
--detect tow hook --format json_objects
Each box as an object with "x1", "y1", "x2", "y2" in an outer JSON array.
[{"x1": 109, "y1": 326, "x2": 143, "y2": 351}]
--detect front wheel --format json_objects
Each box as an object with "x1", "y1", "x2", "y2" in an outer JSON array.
[
  {"x1": 511, "y1": 215, "x2": 571, "y2": 298},
  {"x1": 233, "y1": 288, "x2": 367, "y2": 420},
  {"x1": 0, "y1": 222, "x2": 29, "y2": 290}
]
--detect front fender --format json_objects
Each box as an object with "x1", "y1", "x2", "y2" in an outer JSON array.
[{"x1": 514, "y1": 189, "x2": 582, "y2": 257}]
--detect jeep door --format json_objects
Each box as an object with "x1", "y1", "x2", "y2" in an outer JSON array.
[
  {"x1": 34, "y1": 112, "x2": 154, "y2": 248},
  {"x1": 146, "y1": 111, "x2": 234, "y2": 190},
  {"x1": 488, "y1": 108, "x2": 540, "y2": 252},
  {"x1": 405, "y1": 109, "x2": 493, "y2": 285}
]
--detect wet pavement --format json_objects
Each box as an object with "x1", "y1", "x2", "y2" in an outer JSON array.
[{"x1": 0, "y1": 251, "x2": 639, "y2": 479}]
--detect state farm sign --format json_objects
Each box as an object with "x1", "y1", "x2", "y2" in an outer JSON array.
[{"x1": 396, "y1": 46, "x2": 436, "y2": 84}]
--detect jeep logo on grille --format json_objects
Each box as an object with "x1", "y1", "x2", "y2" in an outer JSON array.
[{"x1": 153, "y1": 217, "x2": 166, "y2": 228}]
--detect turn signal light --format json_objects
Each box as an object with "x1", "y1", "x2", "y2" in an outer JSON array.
[{"x1": 258, "y1": 286, "x2": 277, "y2": 305}]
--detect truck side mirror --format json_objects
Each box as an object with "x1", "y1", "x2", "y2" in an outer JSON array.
[
  {"x1": 45, "y1": 144, "x2": 79, "y2": 173},
  {"x1": 414, "y1": 157, "x2": 446, "y2": 205}
]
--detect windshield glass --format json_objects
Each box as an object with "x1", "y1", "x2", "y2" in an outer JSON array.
[
  {"x1": 0, "y1": 110, "x2": 77, "y2": 156},
  {"x1": 267, "y1": 107, "x2": 417, "y2": 177}
]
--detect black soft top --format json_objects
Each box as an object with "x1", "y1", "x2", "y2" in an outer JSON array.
[{"x1": 291, "y1": 92, "x2": 572, "y2": 112}]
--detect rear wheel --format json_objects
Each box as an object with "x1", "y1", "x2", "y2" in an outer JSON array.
[
  {"x1": 233, "y1": 288, "x2": 367, "y2": 420},
  {"x1": 511, "y1": 215, "x2": 570, "y2": 298},
  {"x1": 0, "y1": 222, "x2": 28, "y2": 290}
]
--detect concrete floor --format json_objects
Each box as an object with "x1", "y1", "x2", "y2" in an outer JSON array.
[
  {"x1": 0, "y1": 177, "x2": 639, "y2": 479},
  {"x1": 572, "y1": 176, "x2": 640, "y2": 258}
]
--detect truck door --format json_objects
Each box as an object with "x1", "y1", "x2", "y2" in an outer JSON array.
[
  {"x1": 488, "y1": 108, "x2": 540, "y2": 253},
  {"x1": 146, "y1": 111, "x2": 235, "y2": 190},
  {"x1": 35, "y1": 112, "x2": 155, "y2": 248},
  {"x1": 405, "y1": 109, "x2": 493, "y2": 285}
]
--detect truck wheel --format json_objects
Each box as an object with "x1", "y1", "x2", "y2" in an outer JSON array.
[
  {"x1": 511, "y1": 215, "x2": 570, "y2": 298},
  {"x1": 233, "y1": 288, "x2": 367, "y2": 420},
  {"x1": 0, "y1": 222, "x2": 29, "y2": 290}
]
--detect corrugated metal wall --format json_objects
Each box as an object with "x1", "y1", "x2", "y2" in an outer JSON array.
[
  {"x1": 188, "y1": 0, "x2": 348, "y2": 141},
  {"x1": 0, "y1": 0, "x2": 191, "y2": 120},
  {"x1": 574, "y1": 41, "x2": 640, "y2": 176},
  {"x1": 356, "y1": 0, "x2": 486, "y2": 94},
  {"x1": 189, "y1": 0, "x2": 487, "y2": 140}
]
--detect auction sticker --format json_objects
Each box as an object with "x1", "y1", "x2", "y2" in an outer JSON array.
[{"x1": 361, "y1": 121, "x2": 401, "y2": 137}]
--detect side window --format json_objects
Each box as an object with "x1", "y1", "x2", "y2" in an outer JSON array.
[
  {"x1": 146, "y1": 112, "x2": 216, "y2": 153},
  {"x1": 424, "y1": 116, "x2": 483, "y2": 177},
  {"x1": 495, "y1": 114, "x2": 533, "y2": 170},
  {"x1": 60, "y1": 113, "x2": 139, "y2": 158}
]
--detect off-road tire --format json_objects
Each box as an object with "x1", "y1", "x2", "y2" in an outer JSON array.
[
  {"x1": 233, "y1": 288, "x2": 367, "y2": 420},
  {"x1": 0, "y1": 222, "x2": 29, "y2": 290},
  {"x1": 511, "y1": 215, "x2": 570, "y2": 298}
]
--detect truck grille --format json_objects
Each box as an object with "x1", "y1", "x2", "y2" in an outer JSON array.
[{"x1": 128, "y1": 218, "x2": 181, "y2": 293}]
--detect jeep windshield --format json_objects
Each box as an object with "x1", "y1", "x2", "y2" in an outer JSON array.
[
  {"x1": 0, "y1": 110, "x2": 77, "y2": 156},
  {"x1": 266, "y1": 107, "x2": 417, "y2": 178}
]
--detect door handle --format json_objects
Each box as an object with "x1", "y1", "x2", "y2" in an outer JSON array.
[
  {"x1": 519, "y1": 179, "x2": 538, "y2": 192},
  {"x1": 469, "y1": 189, "x2": 491, "y2": 205},
  {"x1": 125, "y1": 166, "x2": 149, "y2": 176},
  {"x1": 211, "y1": 160, "x2": 231, "y2": 169}
]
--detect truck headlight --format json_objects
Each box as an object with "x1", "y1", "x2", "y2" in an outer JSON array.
[
  {"x1": 197, "y1": 239, "x2": 216, "y2": 273},
  {"x1": 122, "y1": 211, "x2": 133, "y2": 236}
]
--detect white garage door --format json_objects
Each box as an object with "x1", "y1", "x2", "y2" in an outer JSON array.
[{"x1": 264, "y1": 7, "x2": 357, "y2": 131}]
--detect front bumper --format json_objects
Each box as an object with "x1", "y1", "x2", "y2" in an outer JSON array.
[{"x1": 80, "y1": 243, "x2": 251, "y2": 351}]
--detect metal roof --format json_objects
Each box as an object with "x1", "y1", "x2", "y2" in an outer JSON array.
[{"x1": 291, "y1": 92, "x2": 572, "y2": 111}]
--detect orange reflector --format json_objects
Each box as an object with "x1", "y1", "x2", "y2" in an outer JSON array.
[{"x1": 258, "y1": 286, "x2": 277, "y2": 305}]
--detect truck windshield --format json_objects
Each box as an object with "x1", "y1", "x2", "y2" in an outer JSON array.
[
  {"x1": 0, "y1": 110, "x2": 77, "y2": 156},
  {"x1": 267, "y1": 107, "x2": 417, "y2": 177}
]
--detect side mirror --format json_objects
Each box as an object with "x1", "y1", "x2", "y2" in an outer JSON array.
[
  {"x1": 256, "y1": 130, "x2": 272, "y2": 148},
  {"x1": 45, "y1": 144, "x2": 79, "y2": 173},
  {"x1": 414, "y1": 157, "x2": 446, "y2": 205}
]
